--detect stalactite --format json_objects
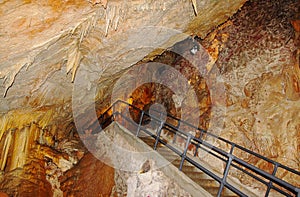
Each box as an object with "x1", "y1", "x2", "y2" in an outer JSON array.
[
  {"x1": 0, "y1": 131, "x2": 12, "y2": 171},
  {"x1": 10, "y1": 128, "x2": 26, "y2": 171},
  {"x1": 31, "y1": 123, "x2": 40, "y2": 149},
  {"x1": 1, "y1": 61, "x2": 33, "y2": 97},
  {"x1": 104, "y1": 5, "x2": 112, "y2": 36},
  {"x1": 191, "y1": 0, "x2": 198, "y2": 16}
]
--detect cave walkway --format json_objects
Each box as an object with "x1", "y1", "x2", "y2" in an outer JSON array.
[{"x1": 87, "y1": 100, "x2": 300, "y2": 197}]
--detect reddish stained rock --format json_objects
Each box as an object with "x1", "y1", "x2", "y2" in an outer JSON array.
[
  {"x1": 60, "y1": 153, "x2": 115, "y2": 197},
  {"x1": 0, "y1": 192, "x2": 8, "y2": 197}
]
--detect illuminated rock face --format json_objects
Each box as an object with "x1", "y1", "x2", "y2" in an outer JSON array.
[
  {"x1": 59, "y1": 153, "x2": 115, "y2": 196},
  {"x1": 201, "y1": 0, "x2": 300, "y2": 189},
  {"x1": 0, "y1": 0, "x2": 299, "y2": 195}
]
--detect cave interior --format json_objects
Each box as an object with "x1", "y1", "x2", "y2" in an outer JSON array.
[{"x1": 0, "y1": 0, "x2": 299, "y2": 196}]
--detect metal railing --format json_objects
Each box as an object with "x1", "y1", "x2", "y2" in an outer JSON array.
[{"x1": 87, "y1": 100, "x2": 300, "y2": 197}]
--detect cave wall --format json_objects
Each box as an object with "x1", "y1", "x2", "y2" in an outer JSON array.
[
  {"x1": 100, "y1": 0, "x2": 300, "y2": 193},
  {"x1": 0, "y1": 0, "x2": 249, "y2": 196},
  {"x1": 201, "y1": 0, "x2": 300, "y2": 189},
  {"x1": 1, "y1": 0, "x2": 298, "y2": 195}
]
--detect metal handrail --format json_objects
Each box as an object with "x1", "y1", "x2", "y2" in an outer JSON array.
[{"x1": 88, "y1": 100, "x2": 300, "y2": 197}]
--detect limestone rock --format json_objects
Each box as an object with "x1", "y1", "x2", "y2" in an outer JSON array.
[
  {"x1": 59, "y1": 152, "x2": 115, "y2": 197},
  {"x1": 127, "y1": 170, "x2": 191, "y2": 197},
  {"x1": 2, "y1": 0, "x2": 297, "y2": 195}
]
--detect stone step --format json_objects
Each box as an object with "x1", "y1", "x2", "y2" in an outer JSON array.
[
  {"x1": 202, "y1": 186, "x2": 238, "y2": 197},
  {"x1": 171, "y1": 159, "x2": 193, "y2": 167},
  {"x1": 171, "y1": 161, "x2": 200, "y2": 173},
  {"x1": 191, "y1": 175, "x2": 238, "y2": 197},
  {"x1": 140, "y1": 136, "x2": 240, "y2": 197},
  {"x1": 157, "y1": 148, "x2": 178, "y2": 156},
  {"x1": 192, "y1": 178, "x2": 219, "y2": 188},
  {"x1": 141, "y1": 137, "x2": 155, "y2": 146},
  {"x1": 142, "y1": 137, "x2": 172, "y2": 148},
  {"x1": 202, "y1": 186, "x2": 220, "y2": 196},
  {"x1": 184, "y1": 170, "x2": 214, "y2": 180},
  {"x1": 164, "y1": 156, "x2": 180, "y2": 163}
]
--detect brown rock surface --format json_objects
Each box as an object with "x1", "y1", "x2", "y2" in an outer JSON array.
[
  {"x1": 59, "y1": 152, "x2": 115, "y2": 197},
  {"x1": 3, "y1": 0, "x2": 298, "y2": 195},
  {"x1": 200, "y1": 0, "x2": 300, "y2": 190},
  {"x1": 0, "y1": 156, "x2": 53, "y2": 197},
  {"x1": 0, "y1": 192, "x2": 8, "y2": 197},
  {"x1": 0, "y1": 0, "x2": 247, "y2": 194}
]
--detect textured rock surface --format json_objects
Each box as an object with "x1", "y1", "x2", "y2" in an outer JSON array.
[
  {"x1": 0, "y1": 117, "x2": 86, "y2": 196},
  {"x1": 107, "y1": 0, "x2": 300, "y2": 194},
  {"x1": 59, "y1": 152, "x2": 115, "y2": 197},
  {"x1": 94, "y1": 122, "x2": 207, "y2": 197},
  {"x1": 200, "y1": 0, "x2": 300, "y2": 191},
  {"x1": 0, "y1": 0, "x2": 245, "y2": 113},
  {"x1": 2, "y1": 0, "x2": 298, "y2": 195},
  {"x1": 127, "y1": 170, "x2": 191, "y2": 197}
]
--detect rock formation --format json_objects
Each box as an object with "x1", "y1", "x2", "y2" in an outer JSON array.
[{"x1": 0, "y1": 0, "x2": 299, "y2": 196}]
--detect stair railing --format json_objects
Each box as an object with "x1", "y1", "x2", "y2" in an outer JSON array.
[{"x1": 87, "y1": 100, "x2": 300, "y2": 197}]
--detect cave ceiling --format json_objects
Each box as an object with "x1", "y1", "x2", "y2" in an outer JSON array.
[{"x1": 0, "y1": 0, "x2": 246, "y2": 114}]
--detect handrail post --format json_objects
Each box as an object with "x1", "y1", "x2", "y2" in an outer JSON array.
[
  {"x1": 265, "y1": 163, "x2": 278, "y2": 197},
  {"x1": 179, "y1": 134, "x2": 192, "y2": 171},
  {"x1": 112, "y1": 102, "x2": 116, "y2": 119},
  {"x1": 112, "y1": 101, "x2": 119, "y2": 122},
  {"x1": 99, "y1": 114, "x2": 104, "y2": 129},
  {"x1": 136, "y1": 111, "x2": 144, "y2": 137},
  {"x1": 121, "y1": 109, "x2": 125, "y2": 126},
  {"x1": 194, "y1": 142, "x2": 200, "y2": 157},
  {"x1": 217, "y1": 144, "x2": 235, "y2": 197},
  {"x1": 194, "y1": 129, "x2": 203, "y2": 157},
  {"x1": 173, "y1": 120, "x2": 180, "y2": 144},
  {"x1": 122, "y1": 104, "x2": 128, "y2": 126},
  {"x1": 154, "y1": 121, "x2": 164, "y2": 150}
]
